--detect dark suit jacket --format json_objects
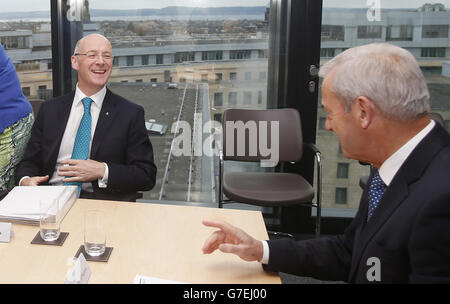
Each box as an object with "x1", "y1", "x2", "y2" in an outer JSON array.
[
  {"x1": 265, "y1": 123, "x2": 450, "y2": 283},
  {"x1": 15, "y1": 89, "x2": 157, "y2": 201}
]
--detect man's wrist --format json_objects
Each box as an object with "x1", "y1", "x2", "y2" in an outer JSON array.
[
  {"x1": 260, "y1": 240, "x2": 269, "y2": 264},
  {"x1": 19, "y1": 176, "x2": 30, "y2": 186},
  {"x1": 98, "y1": 163, "x2": 109, "y2": 188}
]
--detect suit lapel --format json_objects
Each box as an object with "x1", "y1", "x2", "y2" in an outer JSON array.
[
  {"x1": 348, "y1": 123, "x2": 449, "y2": 281},
  {"x1": 91, "y1": 89, "x2": 117, "y2": 158},
  {"x1": 349, "y1": 172, "x2": 409, "y2": 281}
]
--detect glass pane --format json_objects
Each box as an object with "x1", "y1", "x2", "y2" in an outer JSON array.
[
  {"x1": 319, "y1": 0, "x2": 450, "y2": 217},
  {"x1": 65, "y1": 0, "x2": 270, "y2": 203},
  {"x1": 2, "y1": 1, "x2": 52, "y2": 102}
]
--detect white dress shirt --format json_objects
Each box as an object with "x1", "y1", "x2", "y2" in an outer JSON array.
[
  {"x1": 260, "y1": 119, "x2": 436, "y2": 265},
  {"x1": 19, "y1": 85, "x2": 109, "y2": 190}
]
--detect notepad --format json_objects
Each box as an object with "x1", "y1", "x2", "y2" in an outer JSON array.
[{"x1": 0, "y1": 186, "x2": 78, "y2": 225}]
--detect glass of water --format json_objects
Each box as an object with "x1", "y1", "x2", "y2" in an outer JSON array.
[
  {"x1": 84, "y1": 210, "x2": 106, "y2": 256},
  {"x1": 40, "y1": 198, "x2": 61, "y2": 242}
]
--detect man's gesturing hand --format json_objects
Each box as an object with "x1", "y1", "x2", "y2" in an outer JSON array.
[{"x1": 202, "y1": 220, "x2": 263, "y2": 262}]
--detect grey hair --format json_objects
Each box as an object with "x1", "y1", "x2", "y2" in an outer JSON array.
[{"x1": 319, "y1": 43, "x2": 430, "y2": 121}]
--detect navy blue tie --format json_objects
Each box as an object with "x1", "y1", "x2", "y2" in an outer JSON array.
[
  {"x1": 64, "y1": 97, "x2": 93, "y2": 194},
  {"x1": 367, "y1": 170, "x2": 387, "y2": 221}
]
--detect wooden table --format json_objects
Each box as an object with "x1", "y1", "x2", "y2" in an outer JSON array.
[{"x1": 0, "y1": 199, "x2": 281, "y2": 284}]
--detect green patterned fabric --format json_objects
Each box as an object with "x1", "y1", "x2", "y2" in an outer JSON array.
[{"x1": 0, "y1": 113, "x2": 34, "y2": 192}]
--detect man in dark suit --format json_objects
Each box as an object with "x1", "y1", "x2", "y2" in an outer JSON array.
[
  {"x1": 201, "y1": 43, "x2": 450, "y2": 283},
  {"x1": 15, "y1": 34, "x2": 157, "y2": 201}
]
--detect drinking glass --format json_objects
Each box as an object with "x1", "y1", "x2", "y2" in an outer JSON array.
[
  {"x1": 40, "y1": 198, "x2": 60, "y2": 242},
  {"x1": 84, "y1": 210, "x2": 106, "y2": 256}
]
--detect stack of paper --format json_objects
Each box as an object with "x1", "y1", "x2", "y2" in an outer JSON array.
[{"x1": 0, "y1": 186, "x2": 78, "y2": 225}]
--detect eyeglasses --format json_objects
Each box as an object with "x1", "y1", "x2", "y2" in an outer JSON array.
[{"x1": 74, "y1": 52, "x2": 113, "y2": 61}]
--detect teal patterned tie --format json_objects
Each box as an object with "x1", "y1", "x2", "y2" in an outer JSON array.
[{"x1": 64, "y1": 97, "x2": 93, "y2": 194}]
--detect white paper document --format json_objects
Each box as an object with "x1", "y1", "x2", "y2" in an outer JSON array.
[
  {"x1": 65, "y1": 254, "x2": 91, "y2": 284},
  {"x1": 0, "y1": 222, "x2": 13, "y2": 243},
  {"x1": 133, "y1": 275, "x2": 187, "y2": 284},
  {"x1": 0, "y1": 186, "x2": 77, "y2": 225}
]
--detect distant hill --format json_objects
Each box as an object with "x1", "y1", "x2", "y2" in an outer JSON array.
[
  {"x1": 91, "y1": 6, "x2": 266, "y2": 17},
  {"x1": 0, "y1": 6, "x2": 266, "y2": 21}
]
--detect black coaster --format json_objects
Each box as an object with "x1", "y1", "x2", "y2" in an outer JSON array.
[
  {"x1": 75, "y1": 245, "x2": 113, "y2": 262},
  {"x1": 31, "y1": 231, "x2": 69, "y2": 246}
]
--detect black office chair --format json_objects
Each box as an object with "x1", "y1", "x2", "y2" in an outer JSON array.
[
  {"x1": 28, "y1": 99, "x2": 44, "y2": 116},
  {"x1": 359, "y1": 112, "x2": 445, "y2": 190},
  {"x1": 218, "y1": 108, "x2": 322, "y2": 238}
]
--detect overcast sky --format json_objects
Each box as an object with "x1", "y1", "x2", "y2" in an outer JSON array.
[{"x1": 1, "y1": 0, "x2": 449, "y2": 12}]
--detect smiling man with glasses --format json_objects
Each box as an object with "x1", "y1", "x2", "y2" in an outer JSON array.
[{"x1": 16, "y1": 34, "x2": 157, "y2": 201}]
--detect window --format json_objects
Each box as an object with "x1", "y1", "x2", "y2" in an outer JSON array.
[
  {"x1": 175, "y1": 52, "x2": 195, "y2": 63},
  {"x1": 22, "y1": 87, "x2": 30, "y2": 97},
  {"x1": 214, "y1": 92, "x2": 223, "y2": 107},
  {"x1": 213, "y1": 113, "x2": 222, "y2": 122},
  {"x1": 126, "y1": 56, "x2": 134, "y2": 66},
  {"x1": 113, "y1": 57, "x2": 119, "y2": 67},
  {"x1": 142, "y1": 55, "x2": 149, "y2": 66},
  {"x1": 319, "y1": 1, "x2": 450, "y2": 219},
  {"x1": 2, "y1": 3, "x2": 52, "y2": 100},
  {"x1": 422, "y1": 25, "x2": 449, "y2": 38},
  {"x1": 319, "y1": 117, "x2": 326, "y2": 130},
  {"x1": 321, "y1": 25, "x2": 345, "y2": 41},
  {"x1": 357, "y1": 25, "x2": 382, "y2": 39},
  {"x1": 421, "y1": 48, "x2": 446, "y2": 57},
  {"x1": 230, "y1": 50, "x2": 251, "y2": 60},
  {"x1": 243, "y1": 91, "x2": 252, "y2": 105},
  {"x1": 0, "y1": 36, "x2": 29, "y2": 49},
  {"x1": 320, "y1": 48, "x2": 335, "y2": 58},
  {"x1": 386, "y1": 25, "x2": 413, "y2": 41},
  {"x1": 337, "y1": 163, "x2": 349, "y2": 179},
  {"x1": 259, "y1": 71, "x2": 267, "y2": 80},
  {"x1": 258, "y1": 50, "x2": 268, "y2": 58},
  {"x1": 335, "y1": 188, "x2": 348, "y2": 205},
  {"x1": 245, "y1": 72, "x2": 252, "y2": 80},
  {"x1": 202, "y1": 51, "x2": 223, "y2": 61},
  {"x1": 136, "y1": 79, "x2": 143, "y2": 82},
  {"x1": 228, "y1": 92, "x2": 237, "y2": 105},
  {"x1": 52, "y1": 0, "x2": 270, "y2": 205},
  {"x1": 156, "y1": 54, "x2": 163, "y2": 65}
]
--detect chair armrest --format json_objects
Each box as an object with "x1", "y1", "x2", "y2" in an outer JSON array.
[
  {"x1": 303, "y1": 142, "x2": 322, "y2": 230},
  {"x1": 216, "y1": 140, "x2": 224, "y2": 207},
  {"x1": 303, "y1": 142, "x2": 321, "y2": 156}
]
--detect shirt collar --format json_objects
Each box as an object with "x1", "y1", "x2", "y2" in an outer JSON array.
[
  {"x1": 379, "y1": 119, "x2": 435, "y2": 186},
  {"x1": 74, "y1": 84, "x2": 106, "y2": 109}
]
